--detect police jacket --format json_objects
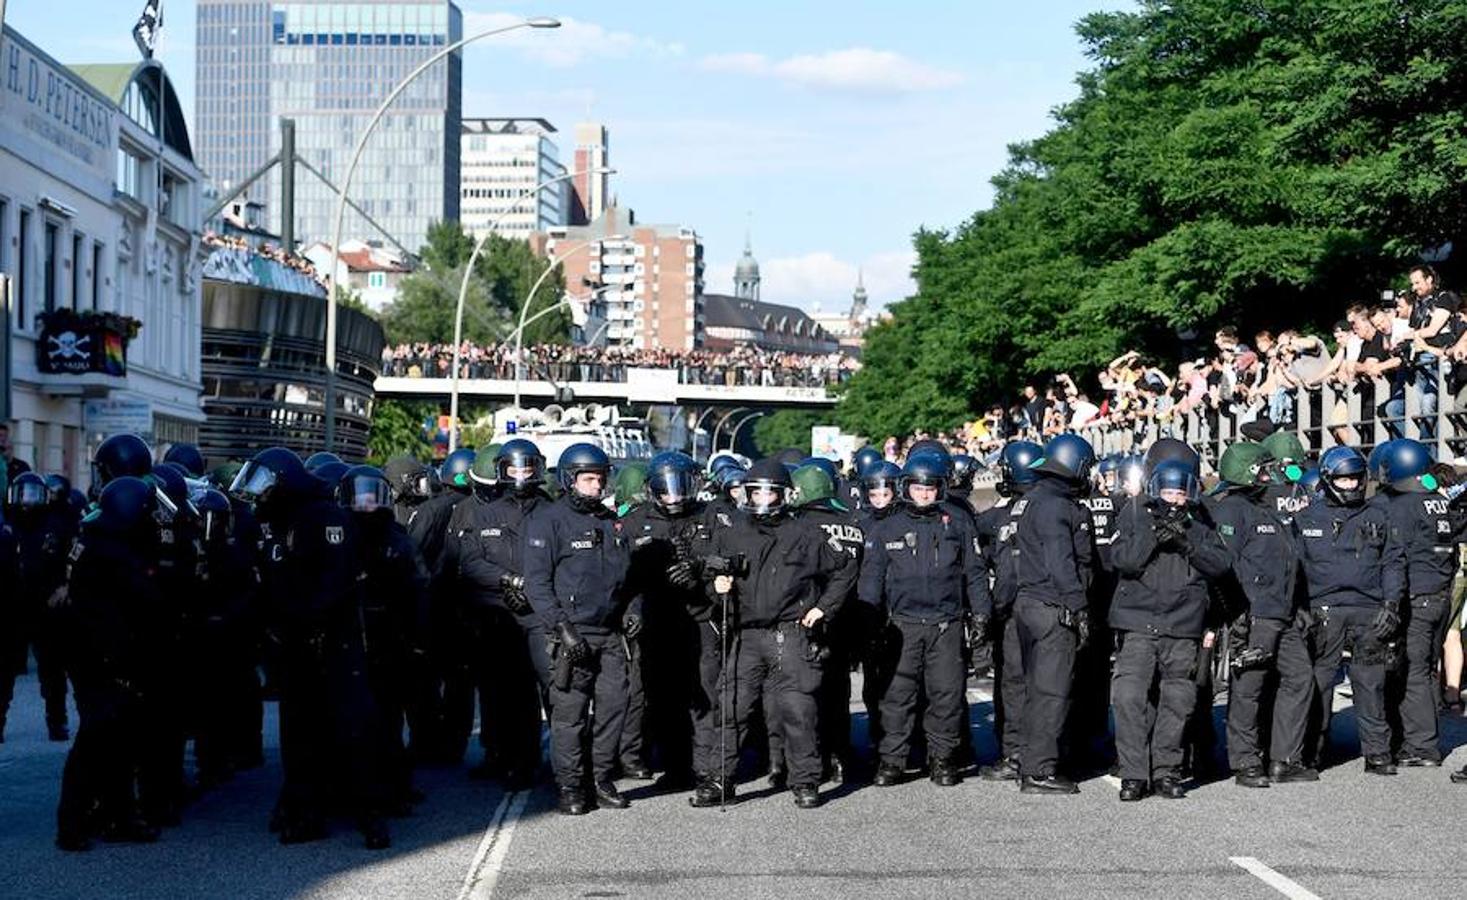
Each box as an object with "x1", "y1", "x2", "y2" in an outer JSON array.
[
  {"x1": 407, "y1": 490, "x2": 466, "y2": 581},
  {"x1": 859, "y1": 504, "x2": 988, "y2": 623},
  {"x1": 621, "y1": 500, "x2": 715, "y2": 622},
  {"x1": 257, "y1": 497, "x2": 364, "y2": 639},
  {"x1": 0, "y1": 523, "x2": 19, "y2": 616},
  {"x1": 197, "y1": 532, "x2": 260, "y2": 647},
  {"x1": 1080, "y1": 493, "x2": 1120, "y2": 571},
  {"x1": 13, "y1": 506, "x2": 75, "y2": 601},
  {"x1": 523, "y1": 497, "x2": 633, "y2": 634},
  {"x1": 1011, "y1": 475, "x2": 1095, "y2": 613},
  {"x1": 66, "y1": 519, "x2": 162, "y2": 687},
  {"x1": 446, "y1": 491, "x2": 546, "y2": 614},
  {"x1": 1292, "y1": 496, "x2": 1406, "y2": 610},
  {"x1": 1108, "y1": 497, "x2": 1233, "y2": 639},
  {"x1": 705, "y1": 494, "x2": 740, "y2": 530},
  {"x1": 1382, "y1": 487, "x2": 1467, "y2": 597},
  {"x1": 800, "y1": 500, "x2": 865, "y2": 562},
  {"x1": 357, "y1": 517, "x2": 430, "y2": 661},
  {"x1": 706, "y1": 510, "x2": 855, "y2": 629},
  {"x1": 1208, "y1": 488, "x2": 1299, "y2": 621},
  {"x1": 1264, "y1": 480, "x2": 1311, "y2": 526},
  {"x1": 976, "y1": 496, "x2": 1023, "y2": 616}
]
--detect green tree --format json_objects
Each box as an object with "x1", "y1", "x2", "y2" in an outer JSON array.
[
  {"x1": 366, "y1": 398, "x2": 436, "y2": 465},
  {"x1": 379, "y1": 221, "x2": 569, "y2": 346},
  {"x1": 840, "y1": 0, "x2": 1467, "y2": 438}
]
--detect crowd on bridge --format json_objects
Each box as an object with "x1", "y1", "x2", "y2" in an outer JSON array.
[{"x1": 380, "y1": 341, "x2": 855, "y2": 389}]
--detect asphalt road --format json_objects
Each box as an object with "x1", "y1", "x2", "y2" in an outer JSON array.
[{"x1": 4, "y1": 667, "x2": 1466, "y2": 900}]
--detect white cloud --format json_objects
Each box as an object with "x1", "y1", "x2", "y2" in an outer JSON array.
[
  {"x1": 461, "y1": 12, "x2": 684, "y2": 68},
  {"x1": 700, "y1": 48, "x2": 963, "y2": 95},
  {"x1": 706, "y1": 250, "x2": 916, "y2": 312}
]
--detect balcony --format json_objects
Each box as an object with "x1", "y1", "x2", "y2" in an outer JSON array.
[{"x1": 31, "y1": 309, "x2": 139, "y2": 396}]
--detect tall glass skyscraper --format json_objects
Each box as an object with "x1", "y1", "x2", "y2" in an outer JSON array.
[{"x1": 196, "y1": 1, "x2": 462, "y2": 255}]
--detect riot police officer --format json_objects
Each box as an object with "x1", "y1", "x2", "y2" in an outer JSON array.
[
  {"x1": 1261, "y1": 430, "x2": 1312, "y2": 524},
  {"x1": 1210, "y1": 442, "x2": 1318, "y2": 787},
  {"x1": 860, "y1": 452, "x2": 987, "y2": 787},
  {"x1": 1377, "y1": 439, "x2": 1466, "y2": 767},
  {"x1": 855, "y1": 460, "x2": 903, "y2": 759},
  {"x1": 948, "y1": 454, "x2": 979, "y2": 516},
  {"x1": 621, "y1": 451, "x2": 714, "y2": 789},
  {"x1": 1295, "y1": 446, "x2": 1406, "y2": 775},
  {"x1": 4, "y1": 472, "x2": 74, "y2": 741},
  {"x1": 975, "y1": 440, "x2": 1043, "y2": 782},
  {"x1": 1010, "y1": 434, "x2": 1096, "y2": 794},
  {"x1": 445, "y1": 441, "x2": 549, "y2": 789},
  {"x1": 1109, "y1": 461, "x2": 1233, "y2": 801},
  {"x1": 384, "y1": 455, "x2": 440, "y2": 530},
  {"x1": 56, "y1": 476, "x2": 164, "y2": 851},
  {"x1": 693, "y1": 458, "x2": 855, "y2": 809},
  {"x1": 232, "y1": 448, "x2": 389, "y2": 848},
  {"x1": 523, "y1": 443, "x2": 636, "y2": 815},
  {"x1": 793, "y1": 460, "x2": 864, "y2": 784},
  {"x1": 162, "y1": 442, "x2": 206, "y2": 478}
]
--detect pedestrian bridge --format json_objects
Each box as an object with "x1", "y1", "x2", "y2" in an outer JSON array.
[{"x1": 374, "y1": 367, "x2": 837, "y2": 408}]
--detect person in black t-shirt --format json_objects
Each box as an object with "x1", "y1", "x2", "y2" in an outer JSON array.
[
  {"x1": 1401, "y1": 265, "x2": 1461, "y2": 439},
  {"x1": 1348, "y1": 304, "x2": 1401, "y2": 442}
]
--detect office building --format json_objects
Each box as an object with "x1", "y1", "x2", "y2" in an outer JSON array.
[
  {"x1": 461, "y1": 117, "x2": 567, "y2": 238},
  {"x1": 568, "y1": 122, "x2": 608, "y2": 226}
]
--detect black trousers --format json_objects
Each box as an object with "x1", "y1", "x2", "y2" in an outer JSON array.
[
  {"x1": 641, "y1": 611, "x2": 705, "y2": 779},
  {"x1": 860, "y1": 615, "x2": 900, "y2": 757},
  {"x1": 878, "y1": 619, "x2": 965, "y2": 767},
  {"x1": 473, "y1": 606, "x2": 543, "y2": 776},
  {"x1": 1309, "y1": 604, "x2": 1391, "y2": 762},
  {"x1": 0, "y1": 597, "x2": 69, "y2": 728},
  {"x1": 817, "y1": 637, "x2": 853, "y2": 768},
  {"x1": 436, "y1": 610, "x2": 477, "y2": 763},
  {"x1": 56, "y1": 676, "x2": 138, "y2": 836},
  {"x1": 990, "y1": 611, "x2": 1027, "y2": 764},
  {"x1": 276, "y1": 640, "x2": 381, "y2": 823},
  {"x1": 1014, "y1": 598, "x2": 1077, "y2": 777},
  {"x1": 620, "y1": 635, "x2": 646, "y2": 768},
  {"x1": 690, "y1": 619, "x2": 726, "y2": 778},
  {"x1": 1225, "y1": 615, "x2": 1313, "y2": 770},
  {"x1": 1399, "y1": 592, "x2": 1452, "y2": 761},
  {"x1": 716, "y1": 624, "x2": 824, "y2": 788},
  {"x1": 1111, "y1": 632, "x2": 1198, "y2": 782},
  {"x1": 547, "y1": 631, "x2": 628, "y2": 789}
]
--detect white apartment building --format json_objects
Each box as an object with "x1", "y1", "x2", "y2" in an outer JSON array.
[{"x1": 460, "y1": 117, "x2": 567, "y2": 239}]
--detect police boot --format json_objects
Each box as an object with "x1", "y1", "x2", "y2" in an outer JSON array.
[
  {"x1": 791, "y1": 784, "x2": 822, "y2": 809},
  {"x1": 1020, "y1": 774, "x2": 1078, "y2": 795},
  {"x1": 360, "y1": 817, "x2": 391, "y2": 850},
  {"x1": 279, "y1": 814, "x2": 327, "y2": 845},
  {"x1": 1118, "y1": 779, "x2": 1147, "y2": 802},
  {"x1": 619, "y1": 761, "x2": 655, "y2": 781},
  {"x1": 55, "y1": 831, "x2": 93, "y2": 853},
  {"x1": 593, "y1": 781, "x2": 630, "y2": 810},
  {"x1": 557, "y1": 786, "x2": 590, "y2": 816},
  {"x1": 823, "y1": 757, "x2": 846, "y2": 786},
  {"x1": 873, "y1": 762, "x2": 905, "y2": 787},
  {"x1": 1394, "y1": 752, "x2": 1442, "y2": 768},
  {"x1": 1363, "y1": 755, "x2": 1397, "y2": 776},
  {"x1": 1153, "y1": 776, "x2": 1187, "y2": 799},
  {"x1": 1233, "y1": 765, "x2": 1270, "y2": 789},
  {"x1": 766, "y1": 763, "x2": 788, "y2": 790},
  {"x1": 1451, "y1": 766, "x2": 1467, "y2": 784},
  {"x1": 688, "y1": 778, "x2": 733, "y2": 808},
  {"x1": 979, "y1": 756, "x2": 1020, "y2": 781},
  {"x1": 101, "y1": 817, "x2": 162, "y2": 844},
  {"x1": 654, "y1": 769, "x2": 697, "y2": 792},
  {"x1": 1268, "y1": 761, "x2": 1319, "y2": 783},
  {"x1": 929, "y1": 759, "x2": 961, "y2": 788}
]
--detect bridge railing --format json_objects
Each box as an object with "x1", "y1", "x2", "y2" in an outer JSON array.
[{"x1": 379, "y1": 353, "x2": 851, "y2": 389}]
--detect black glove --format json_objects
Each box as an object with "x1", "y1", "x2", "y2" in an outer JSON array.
[
  {"x1": 622, "y1": 612, "x2": 643, "y2": 640},
  {"x1": 499, "y1": 572, "x2": 530, "y2": 615},
  {"x1": 1230, "y1": 645, "x2": 1273, "y2": 674},
  {"x1": 1370, "y1": 601, "x2": 1401, "y2": 641},
  {"x1": 556, "y1": 620, "x2": 590, "y2": 664},
  {"x1": 1059, "y1": 606, "x2": 1092, "y2": 649},
  {"x1": 666, "y1": 558, "x2": 701, "y2": 590},
  {"x1": 966, "y1": 614, "x2": 990, "y2": 652}
]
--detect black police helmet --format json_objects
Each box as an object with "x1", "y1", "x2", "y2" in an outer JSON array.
[
  {"x1": 95, "y1": 475, "x2": 159, "y2": 533},
  {"x1": 43, "y1": 473, "x2": 72, "y2": 505},
  {"x1": 901, "y1": 451, "x2": 949, "y2": 510},
  {"x1": 163, "y1": 443, "x2": 206, "y2": 477},
  {"x1": 1147, "y1": 459, "x2": 1201, "y2": 503},
  {"x1": 441, "y1": 448, "x2": 476, "y2": 492},
  {"x1": 741, "y1": 456, "x2": 792, "y2": 519},
  {"x1": 149, "y1": 462, "x2": 196, "y2": 520},
  {"x1": 496, "y1": 439, "x2": 546, "y2": 492},
  {"x1": 907, "y1": 439, "x2": 952, "y2": 466},
  {"x1": 648, "y1": 450, "x2": 698, "y2": 514},
  {"x1": 337, "y1": 464, "x2": 394, "y2": 516},
  {"x1": 7, "y1": 471, "x2": 49, "y2": 511},
  {"x1": 950, "y1": 454, "x2": 978, "y2": 492},
  {"x1": 1034, "y1": 434, "x2": 1096, "y2": 483},
  {"x1": 92, "y1": 433, "x2": 153, "y2": 488},
  {"x1": 998, "y1": 441, "x2": 1043, "y2": 494},
  {"x1": 196, "y1": 488, "x2": 234, "y2": 543},
  {"x1": 304, "y1": 451, "x2": 344, "y2": 474},
  {"x1": 1318, "y1": 446, "x2": 1367, "y2": 505},
  {"x1": 311, "y1": 460, "x2": 350, "y2": 488},
  {"x1": 1144, "y1": 437, "x2": 1201, "y2": 479},
  {"x1": 230, "y1": 446, "x2": 310, "y2": 508},
  {"x1": 1381, "y1": 438, "x2": 1434, "y2": 491},
  {"x1": 557, "y1": 443, "x2": 612, "y2": 511},
  {"x1": 852, "y1": 446, "x2": 883, "y2": 478}
]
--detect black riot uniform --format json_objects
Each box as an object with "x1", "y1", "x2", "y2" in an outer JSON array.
[
  {"x1": 1294, "y1": 449, "x2": 1407, "y2": 774},
  {"x1": 860, "y1": 499, "x2": 987, "y2": 785},
  {"x1": 56, "y1": 477, "x2": 164, "y2": 850},
  {"x1": 976, "y1": 495, "x2": 1028, "y2": 780},
  {"x1": 620, "y1": 494, "x2": 715, "y2": 785},
  {"x1": 1381, "y1": 480, "x2": 1467, "y2": 764},
  {"x1": 408, "y1": 485, "x2": 472, "y2": 763},
  {"x1": 1072, "y1": 490, "x2": 1119, "y2": 769},
  {"x1": 1009, "y1": 451, "x2": 1095, "y2": 792},
  {"x1": 1108, "y1": 488, "x2": 1233, "y2": 798},
  {"x1": 523, "y1": 448, "x2": 636, "y2": 814},
  {"x1": 5, "y1": 479, "x2": 77, "y2": 740},
  {"x1": 697, "y1": 460, "x2": 855, "y2": 808},
  {"x1": 796, "y1": 492, "x2": 864, "y2": 783},
  {"x1": 445, "y1": 478, "x2": 548, "y2": 788},
  {"x1": 238, "y1": 450, "x2": 387, "y2": 847},
  {"x1": 1211, "y1": 484, "x2": 1317, "y2": 783}
]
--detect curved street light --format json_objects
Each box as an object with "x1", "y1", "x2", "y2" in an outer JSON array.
[
  {"x1": 511, "y1": 238, "x2": 620, "y2": 410},
  {"x1": 728, "y1": 410, "x2": 767, "y2": 453},
  {"x1": 322, "y1": 16, "x2": 562, "y2": 451},
  {"x1": 711, "y1": 406, "x2": 750, "y2": 453},
  {"x1": 447, "y1": 167, "x2": 613, "y2": 451}
]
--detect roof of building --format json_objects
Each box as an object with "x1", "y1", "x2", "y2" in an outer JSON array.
[
  {"x1": 69, "y1": 59, "x2": 194, "y2": 160},
  {"x1": 704, "y1": 293, "x2": 832, "y2": 343},
  {"x1": 462, "y1": 117, "x2": 557, "y2": 134}
]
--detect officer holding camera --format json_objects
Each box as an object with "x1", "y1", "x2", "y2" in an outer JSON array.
[{"x1": 692, "y1": 458, "x2": 855, "y2": 809}]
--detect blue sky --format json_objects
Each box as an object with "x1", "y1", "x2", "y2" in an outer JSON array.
[{"x1": 6, "y1": 0, "x2": 1129, "y2": 312}]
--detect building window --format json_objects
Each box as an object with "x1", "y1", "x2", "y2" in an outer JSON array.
[
  {"x1": 368, "y1": 271, "x2": 386, "y2": 289},
  {"x1": 71, "y1": 232, "x2": 83, "y2": 309},
  {"x1": 17, "y1": 208, "x2": 29, "y2": 327},
  {"x1": 91, "y1": 242, "x2": 104, "y2": 311},
  {"x1": 44, "y1": 221, "x2": 59, "y2": 313}
]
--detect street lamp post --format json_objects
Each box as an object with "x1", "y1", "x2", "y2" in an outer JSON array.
[
  {"x1": 711, "y1": 407, "x2": 750, "y2": 452},
  {"x1": 512, "y1": 238, "x2": 620, "y2": 409},
  {"x1": 322, "y1": 16, "x2": 561, "y2": 452},
  {"x1": 446, "y1": 167, "x2": 612, "y2": 452},
  {"x1": 729, "y1": 411, "x2": 766, "y2": 453}
]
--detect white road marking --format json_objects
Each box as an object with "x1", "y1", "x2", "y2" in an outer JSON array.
[
  {"x1": 1230, "y1": 856, "x2": 1323, "y2": 900},
  {"x1": 457, "y1": 790, "x2": 530, "y2": 900}
]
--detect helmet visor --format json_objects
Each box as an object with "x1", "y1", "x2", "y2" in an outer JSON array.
[
  {"x1": 651, "y1": 469, "x2": 697, "y2": 510},
  {"x1": 8, "y1": 479, "x2": 48, "y2": 510},
  {"x1": 343, "y1": 475, "x2": 394, "y2": 514},
  {"x1": 202, "y1": 506, "x2": 232, "y2": 542},
  {"x1": 229, "y1": 461, "x2": 279, "y2": 504},
  {"x1": 740, "y1": 479, "x2": 786, "y2": 516}
]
